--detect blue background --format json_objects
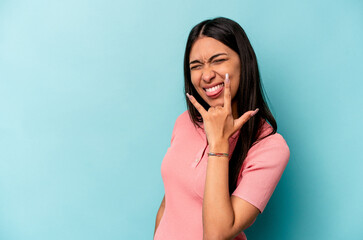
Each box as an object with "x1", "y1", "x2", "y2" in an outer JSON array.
[{"x1": 1, "y1": 0, "x2": 362, "y2": 239}]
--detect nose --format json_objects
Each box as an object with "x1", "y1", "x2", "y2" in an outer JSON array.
[{"x1": 201, "y1": 68, "x2": 216, "y2": 83}]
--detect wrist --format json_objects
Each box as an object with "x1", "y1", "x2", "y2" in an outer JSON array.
[{"x1": 209, "y1": 140, "x2": 229, "y2": 153}]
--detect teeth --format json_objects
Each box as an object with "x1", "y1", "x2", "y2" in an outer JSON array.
[{"x1": 205, "y1": 83, "x2": 224, "y2": 92}]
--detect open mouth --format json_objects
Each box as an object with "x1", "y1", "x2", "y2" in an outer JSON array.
[{"x1": 204, "y1": 83, "x2": 224, "y2": 98}]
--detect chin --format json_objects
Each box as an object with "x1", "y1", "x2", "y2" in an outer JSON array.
[{"x1": 208, "y1": 101, "x2": 224, "y2": 108}]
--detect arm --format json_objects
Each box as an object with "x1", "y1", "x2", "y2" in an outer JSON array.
[
  {"x1": 202, "y1": 141, "x2": 260, "y2": 240},
  {"x1": 154, "y1": 195, "x2": 165, "y2": 237},
  {"x1": 186, "y1": 73, "x2": 261, "y2": 239}
]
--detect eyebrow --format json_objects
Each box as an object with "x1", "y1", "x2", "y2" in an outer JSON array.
[{"x1": 189, "y1": 53, "x2": 228, "y2": 65}]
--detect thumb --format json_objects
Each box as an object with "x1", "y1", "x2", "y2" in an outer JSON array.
[{"x1": 234, "y1": 108, "x2": 259, "y2": 130}]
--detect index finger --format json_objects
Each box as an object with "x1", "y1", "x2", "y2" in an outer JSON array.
[{"x1": 186, "y1": 93, "x2": 208, "y2": 118}]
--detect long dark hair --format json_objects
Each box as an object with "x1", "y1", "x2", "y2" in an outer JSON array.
[{"x1": 183, "y1": 17, "x2": 277, "y2": 195}]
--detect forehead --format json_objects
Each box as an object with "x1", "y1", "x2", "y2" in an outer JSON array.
[{"x1": 189, "y1": 37, "x2": 232, "y2": 60}]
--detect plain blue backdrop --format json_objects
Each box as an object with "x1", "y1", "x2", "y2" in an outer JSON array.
[{"x1": 0, "y1": 0, "x2": 362, "y2": 239}]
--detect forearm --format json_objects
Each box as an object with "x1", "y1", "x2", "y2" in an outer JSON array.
[
  {"x1": 154, "y1": 204, "x2": 165, "y2": 236},
  {"x1": 203, "y1": 140, "x2": 234, "y2": 239}
]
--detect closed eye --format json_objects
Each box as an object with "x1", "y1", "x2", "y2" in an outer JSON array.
[
  {"x1": 190, "y1": 59, "x2": 227, "y2": 70},
  {"x1": 214, "y1": 59, "x2": 226, "y2": 63}
]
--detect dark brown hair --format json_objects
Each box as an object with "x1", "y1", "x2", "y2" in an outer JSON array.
[{"x1": 183, "y1": 17, "x2": 277, "y2": 194}]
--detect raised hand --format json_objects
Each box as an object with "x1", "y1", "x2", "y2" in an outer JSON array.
[{"x1": 186, "y1": 73, "x2": 259, "y2": 146}]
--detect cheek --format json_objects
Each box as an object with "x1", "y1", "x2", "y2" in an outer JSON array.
[
  {"x1": 190, "y1": 80, "x2": 204, "y2": 96},
  {"x1": 231, "y1": 80, "x2": 240, "y2": 96},
  {"x1": 190, "y1": 79, "x2": 198, "y2": 89},
  {"x1": 190, "y1": 73, "x2": 199, "y2": 86}
]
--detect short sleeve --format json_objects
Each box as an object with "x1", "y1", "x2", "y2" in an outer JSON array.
[{"x1": 231, "y1": 133, "x2": 290, "y2": 213}]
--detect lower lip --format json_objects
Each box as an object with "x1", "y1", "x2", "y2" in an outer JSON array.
[{"x1": 205, "y1": 84, "x2": 224, "y2": 98}]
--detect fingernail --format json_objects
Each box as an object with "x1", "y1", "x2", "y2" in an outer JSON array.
[
  {"x1": 186, "y1": 93, "x2": 190, "y2": 98},
  {"x1": 250, "y1": 108, "x2": 259, "y2": 117},
  {"x1": 225, "y1": 73, "x2": 230, "y2": 83}
]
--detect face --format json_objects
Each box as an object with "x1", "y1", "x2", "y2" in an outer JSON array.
[{"x1": 189, "y1": 36, "x2": 241, "y2": 110}]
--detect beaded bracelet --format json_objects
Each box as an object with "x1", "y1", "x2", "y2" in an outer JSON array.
[{"x1": 208, "y1": 152, "x2": 229, "y2": 157}]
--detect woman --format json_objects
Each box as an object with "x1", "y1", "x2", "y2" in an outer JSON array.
[{"x1": 154, "y1": 17, "x2": 290, "y2": 240}]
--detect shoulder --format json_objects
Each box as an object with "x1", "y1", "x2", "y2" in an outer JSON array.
[
  {"x1": 244, "y1": 123, "x2": 290, "y2": 168},
  {"x1": 256, "y1": 120, "x2": 289, "y2": 152},
  {"x1": 257, "y1": 130, "x2": 289, "y2": 150},
  {"x1": 177, "y1": 110, "x2": 189, "y2": 122},
  {"x1": 256, "y1": 133, "x2": 290, "y2": 156},
  {"x1": 173, "y1": 110, "x2": 191, "y2": 127}
]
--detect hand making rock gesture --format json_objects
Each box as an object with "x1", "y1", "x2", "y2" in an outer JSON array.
[{"x1": 186, "y1": 73, "x2": 259, "y2": 147}]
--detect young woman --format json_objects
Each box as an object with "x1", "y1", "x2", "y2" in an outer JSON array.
[{"x1": 154, "y1": 17, "x2": 290, "y2": 240}]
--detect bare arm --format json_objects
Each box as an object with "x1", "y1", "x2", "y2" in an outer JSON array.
[
  {"x1": 154, "y1": 195, "x2": 165, "y2": 237},
  {"x1": 203, "y1": 141, "x2": 259, "y2": 240}
]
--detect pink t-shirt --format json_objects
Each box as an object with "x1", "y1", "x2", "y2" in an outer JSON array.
[{"x1": 154, "y1": 110, "x2": 290, "y2": 240}]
